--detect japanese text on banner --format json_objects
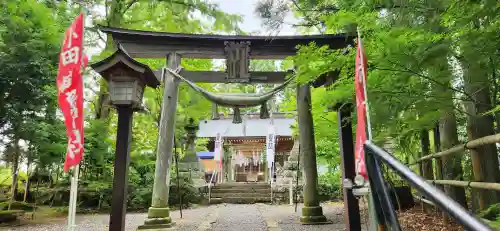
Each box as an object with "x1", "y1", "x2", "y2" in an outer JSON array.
[
  {"x1": 214, "y1": 132, "x2": 222, "y2": 161},
  {"x1": 266, "y1": 125, "x2": 275, "y2": 169},
  {"x1": 56, "y1": 13, "x2": 85, "y2": 172}
]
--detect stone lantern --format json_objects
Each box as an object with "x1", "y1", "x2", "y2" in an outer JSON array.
[
  {"x1": 184, "y1": 118, "x2": 199, "y2": 161},
  {"x1": 91, "y1": 45, "x2": 160, "y2": 231},
  {"x1": 179, "y1": 118, "x2": 204, "y2": 187},
  {"x1": 107, "y1": 75, "x2": 145, "y2": 108},
  {"x1": 93, "y1": 46, "x2": 159, "y2": 110}
]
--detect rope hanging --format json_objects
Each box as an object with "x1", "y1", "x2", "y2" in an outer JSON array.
[{"x1": 165, "y1": 68, "x2": 295, "y2": 123}]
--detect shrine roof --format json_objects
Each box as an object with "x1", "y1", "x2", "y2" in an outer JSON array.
[
  {"x1": 197, "y1": 113, "x2": 294, "y2": 138},
  {"x1": 99, "y1": 26, "x2": 354, "y2": 59}
]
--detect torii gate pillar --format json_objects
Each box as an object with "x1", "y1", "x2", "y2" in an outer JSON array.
[
  {"x1": 296, "y1": 83, "x2": 329, "y2": 224},
  {"x1": 97, "y1": 26, "x2": 354, "y2": 228},
  {"x1": 138, "y1": 53, "x2": 181, "y2": 230}
]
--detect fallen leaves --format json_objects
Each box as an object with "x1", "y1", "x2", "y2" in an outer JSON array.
[{"x1": 398, "y1": 206, "x2": 464, "y2": 231}]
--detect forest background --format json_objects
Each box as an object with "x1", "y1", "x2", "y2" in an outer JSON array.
[{"x1": 0, "y1": 0, "x2": 498, "y2": 224}]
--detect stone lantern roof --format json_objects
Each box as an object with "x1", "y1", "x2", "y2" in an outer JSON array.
[{"x1": 90, "y1": 45, "x2": 160, "y2": 88}]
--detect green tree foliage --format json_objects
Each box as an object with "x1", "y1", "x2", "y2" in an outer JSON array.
[
  {"x1": 4, "y1": 0, "x2": 496, "y2": 217},
  {"x1": 0, "y1": 1, "x2": 64, "y2": 139},
  {"x1": 257, "y1": 0, "x2": 499, "y2": 211},
  {"x1": 83, "y1": 0, "x2": 243, "y2": 120},
  {"x1": 77, "y1": 0, "x2": 244, "y2": 208},
  {"x1": 0, "y1": 0, "x2": 76, "y2": 203},
  {"x1": 0, "y1": 0, "x2": 245, "y2": 210}
]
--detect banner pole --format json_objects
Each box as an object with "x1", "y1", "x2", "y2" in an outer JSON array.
[
  {"x1": 356, "y1": 27, "x2": 373, "y2": 141},
  {"x1": 73, "y1": 165, "x2": 80, "y2": 225},
  {"x1": 357, "y1": 26, "x2": 379, "y2": 231},
  {"x1": 67, "y1": 9, "x2": 85, "y2": 231},
  {"x1": 270, "y1": 162, "x2": 274, "y2": 204},
  {"x1": 67, "y1": 173, "x2": 73, "y2": 230},
  {"x1": 67, "y1": 165, "x2": 79, "y2": 231}
]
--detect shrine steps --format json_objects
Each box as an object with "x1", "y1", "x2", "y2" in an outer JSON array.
[
  {"x1": 209, "y1": 182, "x2": 271, "y2": 204},
  {"x1": 211, "y1": 189, "x2": 270, "y2": 195}
]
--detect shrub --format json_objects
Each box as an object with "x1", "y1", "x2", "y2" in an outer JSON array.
[
  {"x1": 0, "y1": 210, "x2": 24, "y2": 223},
  {"x1": 168, "y1": 184, "x2": 203, "y2": 208},
  {"x1": 0, "y1": 201, "x2": 36, "y2": 211},
  {"x1": 317, "y1": 171, "x2": 342, "y2": 202},
  {"x1": 479, "y1": 203, "x2": 500, "y2": 221},
  {"x1": 318, "y1": 183, "x2": 342, "y2": 202},
  {"x1": 128, "y1": 187, "x2": 152, "y2": 210}
]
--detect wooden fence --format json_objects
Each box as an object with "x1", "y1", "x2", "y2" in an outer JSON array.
[{"x1": 407, "y1": 131, "x2": 500, "y2": 223}]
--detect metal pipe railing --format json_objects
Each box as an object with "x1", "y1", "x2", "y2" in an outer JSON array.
[
  {"x1": 364, "y1": 141, "x2": 493, "y2": 231},
  {"x1": 365, "y1": 149, "x2": 402, "y2": 230}
]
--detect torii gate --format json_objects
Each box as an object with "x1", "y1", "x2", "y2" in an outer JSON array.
[{"x1": 95, "y1": 26, "x2": 358, "y2": 230}]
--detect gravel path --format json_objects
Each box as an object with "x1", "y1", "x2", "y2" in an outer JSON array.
[
  {"x1": 257, "y1": 203, "x2": 367, "y2": 231},
  {"x1": 208, "y1": 204, "x2": 267, "y2": 231},
  {"x1": 0, "y1": 203, "x2": 359, "y2": 231},
  {"x1": 0, "y1": 206, "x2": 214, "y2": 231}
]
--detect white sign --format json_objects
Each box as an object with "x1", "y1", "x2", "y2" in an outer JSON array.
[
  {"x1": 266, "y1": 125, "x2": 276, "y2": 169},
  {"x1": 214, "y1": 132, "x2": 223, "y2": 161}
]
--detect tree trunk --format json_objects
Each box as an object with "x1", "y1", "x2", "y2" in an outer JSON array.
[
  {"x1": 420, "y1": 130, "x2": 433, "y2": 213},
  {"x1": 491, "y1": 57, "x2": 500, "y2": 134},
  {"x1": 433, "y1": 125, "x2": 449, "y2": 224},
  {"x1": 461, "y1": 55, "x2": 500, "y2": 211},
  {"x1": 54, "y1": 165, "x2": 60, "y2": 187},
  {"x1": 95, "y1": 1, "x2": 125, "y2": 120},
  {"x1": 8, "y1": 136, "x2": 20, "y2": 210},
  {"x1": 426, "y1": 52, "x2": 468, "y2": 210},
  {"x1": 439, "y1": 110, "x2": 468, "y2": 209},
  {"x1": 23, "y1": 154, "x2": 31, "y2": 202},
  {"x1": 32, "y1": 171, "x2": 40, "y2": 220}
]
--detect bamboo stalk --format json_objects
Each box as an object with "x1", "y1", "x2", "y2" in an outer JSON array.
[
  {"x1": 427, "y1": 180, "x2": 500, "y2": 192},
  {"x1": 411, "y1": 133, "x2": 500, "y2": 164}
]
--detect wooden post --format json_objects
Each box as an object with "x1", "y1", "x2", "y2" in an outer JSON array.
[
  {"x1": 296, "y1": 83, "x2": 328, "y2": 224},
  {"x1": 109, "y1": 107, "x2": 133, "y2": 231},
  {"x1": 439, "y1": 111, "x2": 468, "y2": 209},
  {"x1": 139, "y1": 53, "x2": 181, "y2": 230},
  {"x1": 337, "y1": 104, "x2": 361, "y2": 231},
  {"x1": 420, "y1": 130, "x2": 434, "y2": 213},
  {"x1": 433, "y1": 125, "x2": 449, "y2": 224}
]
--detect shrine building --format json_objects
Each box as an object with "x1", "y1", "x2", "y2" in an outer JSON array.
[{"x1": 197, "y1": 112, "x2": 294, "y2": 183}]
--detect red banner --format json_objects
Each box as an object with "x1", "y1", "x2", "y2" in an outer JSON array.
[
  {"x1": 354, "y1": 38, "x2": 368, "y2": 180},
  {"x1": 56, "y1": 13, "x2": 85, "y2": 172}
]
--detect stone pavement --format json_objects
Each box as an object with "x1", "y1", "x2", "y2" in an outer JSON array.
[{"x1": 0, "y1": 203, "x2": 367, "y2": 231}]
